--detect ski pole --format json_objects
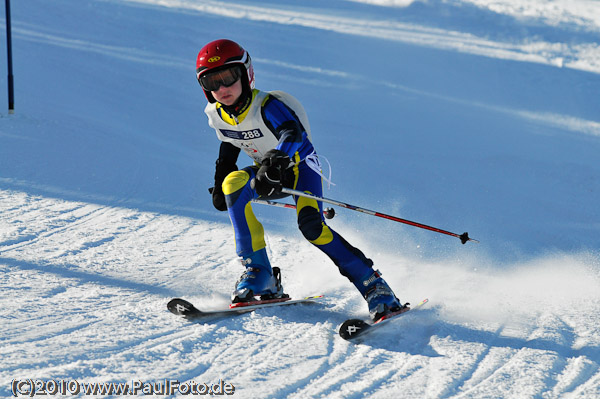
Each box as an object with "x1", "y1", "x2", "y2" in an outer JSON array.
[
  {"x1": 280, "y1": 187, "x2": 478, "y2": 244},
  {"x1": 252, "y1": 198, "x2": 335, "y2": 219},
  {"x1": 209, "y1": 187, "x2": 335, "y2": 218}
]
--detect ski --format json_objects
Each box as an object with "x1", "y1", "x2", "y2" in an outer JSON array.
[
  {"x1": 167, "y1": 295, "x2": 325, "y2": 321},
  {"x1": 339, "y1": 298, "x2": 429, "y2": 341}
]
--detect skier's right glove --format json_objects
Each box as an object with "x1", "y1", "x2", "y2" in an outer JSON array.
[
  {"x1": 252, "y1": 149, "x2": 291, "y2": 197},
  {"x1": 210, "y1": 158, "x2": 237, "y2": 211}
]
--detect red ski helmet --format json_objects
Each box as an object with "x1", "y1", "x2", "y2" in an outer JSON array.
[{"x1": 196, "y1": 39, "x2": 254, "y2": 103}]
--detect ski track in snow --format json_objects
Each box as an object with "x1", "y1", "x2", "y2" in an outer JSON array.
[
  {"x1": 1, "y1": 0, "x2": 600, "y2": 397},
  {"x1": 1, "y1": 190, "x2": 599, "y2": 398},
  {"x1": 121, "y1": 0, "x2": 600, "y2": 74}
]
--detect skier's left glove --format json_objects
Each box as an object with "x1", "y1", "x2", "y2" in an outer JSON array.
[{"x1": 252, "y1": 149, "x2": 291, "y2": 197}]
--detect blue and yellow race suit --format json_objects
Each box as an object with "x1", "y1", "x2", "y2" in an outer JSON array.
[{"x1": 205, "y1": 89, "x2": 374, "y2": 288}]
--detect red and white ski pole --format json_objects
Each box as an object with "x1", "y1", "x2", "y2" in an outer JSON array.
[
  {"x1": 252, "y1": 198, "x2": 336, "y2": 219},
  {"x1": 280, "y1": 187, "x2": 478, "y2": 244}
]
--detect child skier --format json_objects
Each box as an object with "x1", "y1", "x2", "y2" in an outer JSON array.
[{"x1": 197, "y1": 39, "x2": 403, "y2": 321}]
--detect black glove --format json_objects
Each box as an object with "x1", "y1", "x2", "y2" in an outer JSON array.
[
  {"x1": 210, "y1": 158, "x2": 237, "y2": 211},
  {"x1": 252, "y1": 149, "x2": 291, "y2": 197},
  {"x1": 209, "y1": 186, "x2": 227, "y2": 212}
]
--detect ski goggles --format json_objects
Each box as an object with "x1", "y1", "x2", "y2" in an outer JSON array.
[{"x1": 198, "y1": 66, "x2": 242, "y2": 92}]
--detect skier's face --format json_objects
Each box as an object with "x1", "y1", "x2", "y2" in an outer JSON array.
[{"x1": 212, "y1": 79, "x2": 243, "y2": 106}]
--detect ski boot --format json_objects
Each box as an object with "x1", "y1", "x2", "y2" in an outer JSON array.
[
  {"x1": 360, "y1": 269, "x2": 404, "y2": 321},
  {"x1": 231, "y1": 248, "x2": 287, "y2": 303}
]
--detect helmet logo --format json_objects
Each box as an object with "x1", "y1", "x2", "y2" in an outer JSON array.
[{"x1": 208, "y1": 56, "x2": 221, "y2": 63}]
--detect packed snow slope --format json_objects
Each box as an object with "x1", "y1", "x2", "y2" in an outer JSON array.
[{"x1": 1, "y1": 0, "x2": 600, "y2": 398}]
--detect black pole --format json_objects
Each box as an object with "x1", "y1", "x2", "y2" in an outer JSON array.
[{"x1": 5, "y1": 0, "x2": 14, "y2": 113}]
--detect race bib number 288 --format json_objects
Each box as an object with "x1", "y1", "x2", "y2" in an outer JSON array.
[{"x1": 220, "y1": 129, "x2": 264, "y2": 140}]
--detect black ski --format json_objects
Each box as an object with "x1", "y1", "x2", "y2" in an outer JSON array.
[
  {"x1": 167, "y1": 295, "x2": 324, "y2": 321},
  {"x1": 339, "y1": 298, "x2": 429, "y2": 340}
]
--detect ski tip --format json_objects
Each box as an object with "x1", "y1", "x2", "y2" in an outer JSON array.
[{"x1": 303, "y1": 295, "x2": 325, "y2": 300}]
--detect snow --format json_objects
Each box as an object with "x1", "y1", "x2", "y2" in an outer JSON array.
[{"x1": 1, "y1": 0, "x2": 599, "y2": 397}]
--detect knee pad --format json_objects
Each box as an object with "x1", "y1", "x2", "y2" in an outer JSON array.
[
  {"x1": 222, "y1": 170, "x2": 250, "y2": 195},
  {"x1": 223, "y1": 170, "x2": 251, "y2": 208},
  {"x1": 297, "y1": 207, "x2": 324, "y2": 242}
]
